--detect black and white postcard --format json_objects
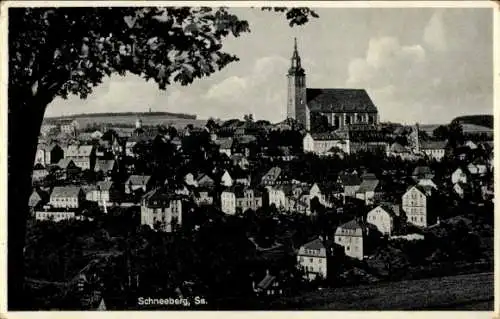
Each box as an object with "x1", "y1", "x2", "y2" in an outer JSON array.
[{"x1": 0, "y1": 0, "x2": 497, "y2": 315}]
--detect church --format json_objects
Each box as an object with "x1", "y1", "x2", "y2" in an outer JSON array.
[{"x1": 286, "y1": 38, "x2": 379, "y2": 131}]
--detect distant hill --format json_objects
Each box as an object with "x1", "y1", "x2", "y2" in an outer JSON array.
[
  {"x1": 451, "y1": 115, "x2": 493, "y2": 129},
  {"x1": 46, "y1": 111, "x2": 196, "y2": 121}
]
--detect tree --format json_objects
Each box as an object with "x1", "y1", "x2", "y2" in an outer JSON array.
[{"x1": 7, "y1": 6, "x2": 318, "y2": 309}]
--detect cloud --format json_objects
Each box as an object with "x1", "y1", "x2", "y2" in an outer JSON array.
[
  {"x1": 423, "y1": 11, "x2": 447, "y2": 52},
  {"x1": 202, "y1": 55, "x2": 289, "y2": 121}
]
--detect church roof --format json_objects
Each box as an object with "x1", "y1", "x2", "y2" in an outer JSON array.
[{"x1": 307, "y1": 88, "x2": 378, "y2": 113}]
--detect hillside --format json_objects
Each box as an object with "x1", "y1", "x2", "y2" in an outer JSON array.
[
  {"x1": 46, "y1": 111, "x2": 196, "y2": 121},
  {"x1": 452, "y1": 114, "x2": 493, "y2": 129}
]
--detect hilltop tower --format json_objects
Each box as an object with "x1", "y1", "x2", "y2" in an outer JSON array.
[{"x1": 287, "y1": 38, "x2": 309, "y2": 130}]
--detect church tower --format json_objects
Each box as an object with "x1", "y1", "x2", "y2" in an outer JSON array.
[{"x1": 287, "y1": 38, "x2": 309, "y2": 130}]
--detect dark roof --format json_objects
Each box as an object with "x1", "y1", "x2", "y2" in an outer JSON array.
[
  {"x1": 338, "y1": 173, "x2": 361, "y2": 186},
  {"x1": 96, "y1": 181, "x2": 114, "y2": 191},
  {"x1": 94, "y1": 160, "x2": 116, "y2": 172},
  {"x1": 420, "y1": 140, "x2": 447, "y2": 150},
  {"x1": 357, "y1": 179, "x2": 379, "y2": 193},
  {"x1": 302, "y1": 238, "x2": 325, "y2": 251},
  {"x1": 215, "y1": 137, "x2": 234, "y2": 149},
  {"x1": 307, "y1": 88, "x2": 378, "y2": 113},
  {"x1": 412, "y1": 166, "x2": 433, "y2": 177},
  {"x1": 256, "y1": 274, "x2": 277, "y2": 290},
  {"x1": 339, "y1": 219, "x2": 363, "y2": 230},
  {"x1": 56, "y1": 158, "x2": 76, "y2": 169}
]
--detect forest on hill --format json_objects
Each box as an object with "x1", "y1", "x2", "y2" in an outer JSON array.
[
  {"x1": 452, "y1": 115, "x2": 493, "y2": 128},
  {"x1": 46, "y1": 111, "x2": 197, "y2": 121}
]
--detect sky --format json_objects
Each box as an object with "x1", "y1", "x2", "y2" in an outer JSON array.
[{"x1": 45, "y1": 7, "x2": 494, "y2": 124}]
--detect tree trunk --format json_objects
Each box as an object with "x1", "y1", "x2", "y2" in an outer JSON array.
[{"x1": 8, "y1": 95, "x2": 47, "y2": 310}]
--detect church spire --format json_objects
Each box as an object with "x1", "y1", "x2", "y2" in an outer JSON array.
[{"x1": 289, "y1": 37, "x2": 304, "y2": 75}]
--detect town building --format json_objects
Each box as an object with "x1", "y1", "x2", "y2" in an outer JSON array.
[
  {"x1": 402, "y1": 184, "x2": 437, "y2": 228},
  {"x1": 94, "y1": 159, "x2": 117, "y2": 178},
  {"x1": 85, "y1": 181, "x2": 114, "y2": 205},
  {"x1": 334, "y1": 220, "x2": 366, "y2": 260},
  {"x1": 49, "y1": 186, "x2": 85, "y2": 209},
  {"x1": 215, "y1": 137, "x2": 234, "y2": 157},
  {"x1": 221, "y1": 186, "x2": 263, "y2": 215},
  {"x1": 366, "y1": 204, "x2": 399, "y2": 236},
  {"x1": 261, "y1": 166, "x2": 283, "y2": 186},
  {"x1": 35, "y1": 210, "x2": 76, "y2": 222},
  {"x1": 59, "y1": 119, "x2": 80, "y2": 135},
  {"x1": 420, "y1": 140, "x2": 447, "y2": 161},
  {"x1": 337, "y1": 171, "x2": 361, "y2": 199},
  {"x1": 35, "y1": 143, "x2": 64, "y2": 166},
  {"x1": 220, "y1": 170, "x2": 233, "y2": 187},
  {"x1": 297, "y1": 238, "x2": 328, "y2": 280},
  {"x1": 125, "y1": 175, "x2": 152, "y2": 194},
  {"x1": 451, "y1": 168, "x2": 468, "y2": 184},
  {"x1": 140, "y1": 189, "x2": 182, "y2": 232},
  {"x1": 355, "y1": 174, "x2": 380, "y2": 205},
  {"x1": 64, "y1": 145, "x2": 96, "y2": 170}
]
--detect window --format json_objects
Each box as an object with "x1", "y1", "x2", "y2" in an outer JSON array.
[
  {"x1": 310, "y1": 258, "x2": 313, "y2": 263},
  {"x1": 318, "y1": 259, "x2": 322, "y2": 264}
]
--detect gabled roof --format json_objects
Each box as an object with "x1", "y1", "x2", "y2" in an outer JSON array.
[
  {"x1": 94, "y1": 159, "x2": 116, "y2": 172},
  {"x1": 357, "y1": 179, "x2": 379, "y2": 193},
  {"x1": 389, "y1": 142, "x2": 408, "y2": 153},
  {"x1": 256, "y1": 274, "x2": 277, "y2": 290},
  {"x1": 420, "y1": 140, "x2": 447, "y2": 150},
  {"x1": 51, "y1": 186, "x2": 82, "y2": 198},
  {"x1": 56, "y1": 158, "x2": 76, "y2": 169},
  {"x1": 65, "y1": 145, "x2": 95, "y2": 157},
  {"x1": 262, "y1": 167, "x2": 282, "y2": 182},
  {"x1": 96, "y1": 181, "x2": 114, "y2": 191},
  {"x1": 301, "y1": 238, "x2": 326, "y2": 251},
  {"x1": 408, "y1": 184, "x2": 434, "y2": 196},
  {"x1": 126, "y1": 175, "x2": 151, "y2": 185},
  {"x1": 307, "y1": 88, "x2": 378, "y2": 113},
  {"x1": 197, "y1": 174, "x2": 215, "y2": 187}
]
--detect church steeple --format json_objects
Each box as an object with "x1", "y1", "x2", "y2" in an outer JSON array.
[
  {"x1": 286, "y1": 38, "x2": 308, "y2": 130},
  {"x1": 289, "y1": 37, "x2": 305, "y2": 76}
]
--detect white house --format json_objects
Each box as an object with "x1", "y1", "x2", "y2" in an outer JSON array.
[
  {"x1": 451, "y1": 168, "x2": 468, "y2": 184},
  {"x1": 297, "y1": 238, "x2": 328, "y2": 280},
  {"x1": 140, "y1": 189, "x2": 182, "y2": 232},
  {"x1": 420, "y1": 140, "x2": 447, "y2": 161},
  {"x1": 303, "y1": 132, "x2": 350, "y2": 156},
  {"x1": 334, "y1": 220, "x2": 365, "y2": 260},
  {"x1": 35, "y1": 210, "x2": 76, "y2": 222},
  {"x1": 220, "y1": 170, "x2": 233, "y2": 187},
  {"x1": 402, "y1": 185, "x2": 435, "y2": 228},
  {"x1": 366, "y1": 205, "x2": 398, "y2": 236},
  {"x1": 221, "y1": 190, "x2": 236, "y2": 214},
  {"x1": 49, "y1": 186, "x2": 84, "y2": 209}
]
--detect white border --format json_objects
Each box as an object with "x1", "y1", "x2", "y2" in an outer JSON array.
[{"x1": 0, "y1": 1, "x2": 498, "y2": 318}]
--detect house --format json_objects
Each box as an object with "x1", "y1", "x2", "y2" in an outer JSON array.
[
  {"x1": 366, "y1": 204, "x2": 399, "y2": 236},
  {"x1": 29, "y1": 188, "x2": 50, "y2": 211},
  {"x1": 220, "y1": 170, "x2": 233, "y2": 187},
  {"x1": 334, "y1": 220, "x2": 366, "y2": 260},
  {"x1": 64, "y1": 145, "x2": 96, "y2": 170},
  {"x1": 49, "y1": 186, "x2": 85, "y2": 209},
  {"x1": 386, "y1": 142, "x2": 413, "y2": 160},
  {"x1": 402, "y1": 184, "x2": 437, "y2": 228},
  {"x1": 221, "y1": 186, "x2": 263, "y2": 214},
  {"x1": 59, "y1": 119, "x2": 79, "y2": 135},
  {"x1": 267, "y1": 185, "x2": 290, "y2": 210},
  {"x1": 420, "y1": 140, "x2": 447, "y2": 161},
  {"x1": 261, "y1": 167, "x2": 282, "y2": 186},
  {"x1": 215, "y1": 137, "x2": 234, "y2": 157},
  {"x1": 197, "y1": 174, "x2": 215, "y2": 189},
  {"x1": 453, "y1": 182, "x2": 472, "y2": 199},
  {"x1": 125, "y1": 175, "x2": 152, "y2": 195},
  {"x1": 467, "y1": 163, "x2": 487, "y2": 176},
  {"x1": 297, "y1": 238, "x2": 328, "y2": 280},
  {"x1": 35, "y1": 210, "x2": 76, "y2": 222},
  {"x1": 337, "y1": 171, "x2": 361, "y2": 199},
  {"x1": 35, "y1": 143, "x2": 65, "y2": 166},
  {"x1": 253, "y1": 271, "x2": 284, "y2": 297},
  {"x1": 94, "y1": 159, "x2": 117, "y2": 177},
  {"x1": 140, "y1": 189, "x2": 182, "y2": 232},
  {"x1": 303, "y1": 132, "x2": 350, "y2": 155},
  {"x1": 184, "y1": 173, "x2": 198, "y2": 187},
  {"x1": 231, "y1": 154, "x2": 250, "y2": 170},
  {"x1": 32, "y1": 165, "x2": 49, "y2": 182},
  {"x1": 451, "y1": 168, "x2": 468, "y2": 184},
  {"x1": 355, "y1": 174, "x2": 380, "y2": 205},
  {"x1": 465, "y1": 140, "x2": 478, "y2": 150},
  {"x1": 232, "y1": 169, "x2": 252, "y2": 186},
  {"x1": 412, "y1": 166, "x2": 434, "y2": 180},
  {"x1": 194, "y1": 188, "x2": 215, "y2": 206},
  {"x1": 85, "y1": 181, "x2": 114, "y2": 205}
]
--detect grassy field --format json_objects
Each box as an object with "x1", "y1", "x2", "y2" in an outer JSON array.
[{"x1": 271, "y1": 272, "x2": 494, "y2": 310}]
